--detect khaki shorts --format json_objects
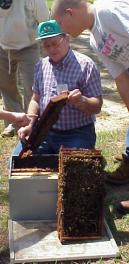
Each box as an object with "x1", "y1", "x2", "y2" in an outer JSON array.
[{"x1": 0, "y1": 44, "x2": 40, "y2": 121}]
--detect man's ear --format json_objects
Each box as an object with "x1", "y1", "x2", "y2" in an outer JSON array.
[
  {"x1": 65, "y1": 8, "x2": 73, "y2": 16},
  {"x1": 66, "y1": 34, "x2": 71, "y2": 42}
]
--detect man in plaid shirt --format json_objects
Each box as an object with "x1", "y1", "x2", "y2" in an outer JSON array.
[{"x1": 17, "y1": 20, "x2": 102, "y2": 154}]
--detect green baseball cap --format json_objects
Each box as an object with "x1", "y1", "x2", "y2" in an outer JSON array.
[{"x1": 36, "y1": 20, "x2": 64, "y2": 40}]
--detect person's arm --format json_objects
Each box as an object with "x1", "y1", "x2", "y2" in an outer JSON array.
[
  {"x1": 68, "y1": 89, "x2": 102, "y2": 115},
  {"x1": 27, "y1": 92, "x2": 40, "y2": 124},
  {"x1": 18, "y1": 93, "x2": 40, "y2": 140},
  {"x1": 68, "y1": 58, "x2": 103, "y2": 114},
  {"x1": 115, "y1": 70, "x2": 129, "y2": 111},
  {"x1": 0, "y1": 110, "x2": 31, "y2": 126},
  {"x1": 91, "y1": 52, "x2": 129, "y2": 110}
]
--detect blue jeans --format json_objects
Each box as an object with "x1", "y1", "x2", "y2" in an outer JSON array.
[
  {"x1": 13, "y1": 123, "x2": 96, "y2": 155},
  {"x1": 125, "y1": 127, "x2": 129, "y2": 159}
]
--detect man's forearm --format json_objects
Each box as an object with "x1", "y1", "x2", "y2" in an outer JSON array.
[
  {"x1": 0, "y1": 110, "x2": 15, "y2": 122},
  {"x1": 28, "y1": 99, "x2": 39, "y2": 115},
  {"x1": 68, "y1": 89, "x2": 102, "y2": 115},
  {"x1": 77, "y1": 96, "x2": 103, "y2": 115},
  {"x1": 115, "y1": 70, "x2": 129, "y2": 111},
  {"x1": 27, "y1": 99, "x2": 40, "y2": 125}
]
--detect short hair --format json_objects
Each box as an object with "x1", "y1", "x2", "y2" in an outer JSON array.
[{"x1": 51, "y1": 0, "x2": 84, "y2": 17}]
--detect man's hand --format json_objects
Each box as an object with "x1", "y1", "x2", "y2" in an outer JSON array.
[
  {"x1": 68, "y1": 89, "x2": 102, "y2": 115},
  {"x1": 68, "y1": 89, "x2": 83, "y2": 108},
  {"x1": 14, "y1": 112, "x2": 38, "y2": 127},
  {"x1": 13, "y1": 112, "x2": 30, "y2": 127},
  {"x1": 18, "y1": 124, "x2": 33, "y2": 141}
]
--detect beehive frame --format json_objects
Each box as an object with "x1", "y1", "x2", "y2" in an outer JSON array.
[{"x1": 58, "y1": 147, "x2": 105, "y2": 243}]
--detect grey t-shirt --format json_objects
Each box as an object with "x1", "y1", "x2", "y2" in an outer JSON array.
[{"x1": 90, "y1": 0, "x2": 129, "y2": 78}]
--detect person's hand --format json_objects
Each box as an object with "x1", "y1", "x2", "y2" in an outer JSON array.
[
  {"x1": 68, "y1": 89, "x2": 84, "y2": 108},
  {"x1": 18, "y1": 124, "x2": 33, "y2": 141},
  {"x1": 13, "y1": 112, "x2": 37, "y2": 127},
  {"x1": 13, "y1": 112, "x2": 31, "y2": 126}
]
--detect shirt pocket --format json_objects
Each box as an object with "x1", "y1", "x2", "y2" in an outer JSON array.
[
  {"x1": 43, "y1": 85, "x2": 58, "y2": 100},
  {"x1": 66, "y1": 82, "x2": 78, "y2": 92}
]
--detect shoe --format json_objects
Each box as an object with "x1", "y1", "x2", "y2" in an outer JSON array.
[
  {"x1": 105, "y1": 160, "x2": 129, "y2": 185},
  {"x1": 117, "y1": 200, "x2": 129, "y2": 215},
  {"x1": 114, "y1": 155, "x2": 123, "y2": 163},
  {"x1": 114, "y1": 153, "x2": 129, "y2": 163},
  {"x1": 1, "y1": 124, "x2": 15, "y2": 137}
]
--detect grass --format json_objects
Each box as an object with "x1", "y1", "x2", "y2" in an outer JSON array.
[
  {"x1": 0, "y1": 122, "x2": 16, "y2": 255},
  {"x1": 0, "y1": 119, "x2": 129, "y2": 263}
]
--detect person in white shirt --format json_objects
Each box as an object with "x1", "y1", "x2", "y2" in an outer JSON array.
[
  {"x1": 52, "y1": 0, "x2": 129, "y2": 213},
  {"x1": 0, "y1": 0, "x2": 49, "y2": 136}
]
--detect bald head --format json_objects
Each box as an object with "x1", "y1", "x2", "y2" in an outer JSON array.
[
  {"x1": 51, "y1": 0, "x2": 94, "y2": 37},
  {"x1": 51, "y1": 0, "x2": 84, "y2": 17}
]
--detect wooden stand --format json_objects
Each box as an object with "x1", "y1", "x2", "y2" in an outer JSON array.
[{"x1": 9, "y1": 219, "x2": 119, "y2": 264}]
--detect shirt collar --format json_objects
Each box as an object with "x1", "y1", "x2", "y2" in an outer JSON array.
[{"x1": 49, "y1": 48, "x2": 74, "y2": 69}]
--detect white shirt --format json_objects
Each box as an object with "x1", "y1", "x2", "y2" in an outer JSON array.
[
  {"x1": 0, "y1": 0, "x2": 49, "y2": 50},
  {"x1": 90, "y1": 0, "x2": 129, "y2": 78}
]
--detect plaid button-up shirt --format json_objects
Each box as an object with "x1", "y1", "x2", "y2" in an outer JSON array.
[{"x1": 32, "y1": 48, "x2": 102, "y2": 130}]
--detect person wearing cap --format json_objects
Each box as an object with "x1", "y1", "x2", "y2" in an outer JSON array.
[
  {"x1": 0, "y1": 0, "x2": 49, "y2": 137},
  {"x1": 16, "y1": 19, "x2": 102, "y2": 154}
]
